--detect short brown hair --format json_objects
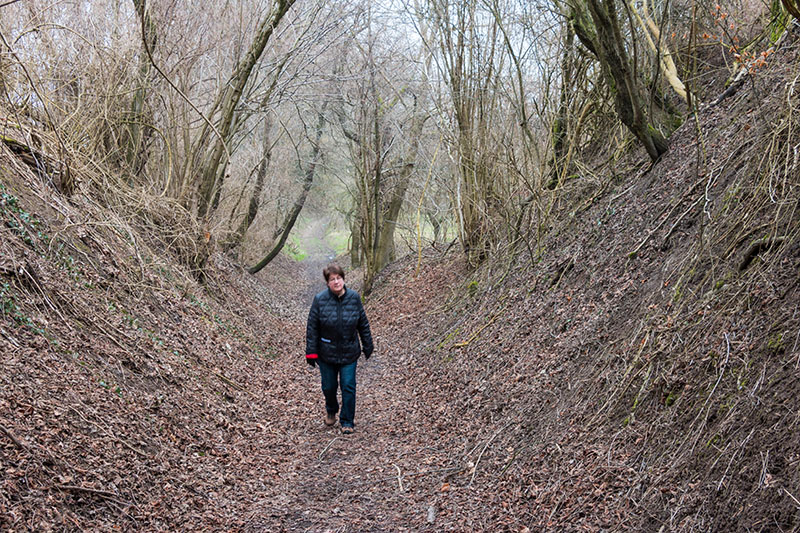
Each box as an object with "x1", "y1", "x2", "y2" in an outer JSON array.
[{"x1": 323, "y1": 263, "x2": 345, "y2": 281}]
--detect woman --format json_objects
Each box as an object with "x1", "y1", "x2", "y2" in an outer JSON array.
[{"x1": 305, "y1": 264, "x2": 373, "y2": 434}]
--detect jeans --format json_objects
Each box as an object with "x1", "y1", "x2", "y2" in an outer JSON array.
[{"x1": 318, "y1": 360, "x2": 357, "y2": 427}]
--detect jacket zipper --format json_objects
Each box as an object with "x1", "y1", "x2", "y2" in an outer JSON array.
[{"x1": 336, "y1": 294, "x2": 343, "y2": 359}]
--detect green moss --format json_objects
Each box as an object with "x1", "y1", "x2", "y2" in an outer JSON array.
[
  {"x1": 767, "y1": 333, "x2": 785, "y2": 354},
  {"x1": 437, "y1": 328, "x2": 460, "y2": 350},
  {"x1": 736, "y1": 373, "x2": 749, "y2": 390},
  {"x1": 769, "y1": 0, "x2": 789, "y2": 42},
  {"x1": 713, "y1": 271, "x2": 733, "y2": 292},
  {"x1": 664, "y1": 391, "x2": 678, "y2": 407},
  {"x1": 467, "y1": 280, "x2": 479, "y2": 297},
  {"x1": 284, "y1": 240, "x2": 307, "y2": 261},
  {"x1": 672, "y1": 284, "x2": 683, "y2": 303}
]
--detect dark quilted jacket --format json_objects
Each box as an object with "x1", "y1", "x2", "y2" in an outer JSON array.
[{"x1": 306, "y1": 287, "x2": 373, "y2": 365}]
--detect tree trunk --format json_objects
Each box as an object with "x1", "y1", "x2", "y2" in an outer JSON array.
[
  {"x1": 573, "y1": 0, "x2": 669, "y2": 162},
  {"x1": 248, "y1": 105, "x2": 324, "y2": 274},
  {"x1": 375, "y1": 164, "x2": 412, "y2": 269},
  {"x1": 363, "y1": 79, "x2": 382, "y2": 294},
  {"x1": 225, "y1": 116, "x2": 272, "y2": 251},
  {"x1": 427, "y1": 212, "x2": 442, "y2": 243},
  {"x1": 430, "y1": 0, "x2": 500, "y2": 264},
  {"x1": 374, "y1": 96, "x2": 427, "y2": 270},
  {"x1": 349, "y1": 214, "x2": 363, "y2": 268},
  {"x1": 126, "y1": 0, "x2": 158, "y2": 174},
  {"x1": 549, "y1": 23, "x2": 576, "y2": 188},
  {"x1": 195, "y1": 0, "x2": 295, "y2": 219},
  {"x1": 630, "y1": 0, "x2": 688, "y2": 102}
]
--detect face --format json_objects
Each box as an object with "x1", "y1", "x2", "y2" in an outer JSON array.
[{"x1": 327, "y1": 274, "x2": 345, "y2": 295}]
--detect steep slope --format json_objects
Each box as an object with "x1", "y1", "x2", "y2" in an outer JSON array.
[
  {"x1": 0, "y1": 139, "x2": 313, "y2": 529},
  {"x1": 363, "y1": 34, "x2": 800, "y2": 532}
]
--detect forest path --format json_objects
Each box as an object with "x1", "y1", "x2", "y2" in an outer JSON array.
[
  {"x1": 297, "y1": 216, "x2": 336, "y2": 303},
  {"x1": 239, "y1": 229, "x2": 463, "y2": 531}
]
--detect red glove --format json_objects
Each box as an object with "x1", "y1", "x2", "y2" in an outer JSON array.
[{"x1": 306, "y1": 353, "x2": 318, "y2": 367}]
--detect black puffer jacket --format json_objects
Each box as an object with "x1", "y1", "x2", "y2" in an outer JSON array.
[{"x1": 306, "y1": 287, "x2": 373, "y2": 365}]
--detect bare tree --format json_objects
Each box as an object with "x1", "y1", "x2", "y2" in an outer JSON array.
[
  {"x1": 333, "y1": 7, "x2": 430, "y2": 292},
  {"x1": 417, "y1": 0, "x2": 511, "y2": 264},
  {"x1": 125, "y1": 0, "x2": 158, "y2": 173},
  {"x1": 568, "y1": 0, "x2": 670, "y2": 161},
  {"x1": 248, "y1": 101, "x2": 327, "y2": 274},
  {"x1": 186, "y1": 0, "x2": 297, "y2": 219},
  {"x1": 224, "y1": 112, "x2": 276, "y2": 252}
]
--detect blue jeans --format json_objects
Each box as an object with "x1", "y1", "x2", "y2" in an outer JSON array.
[{"x1": 318, "y1": 360, "x2": 357, "y2": 427}]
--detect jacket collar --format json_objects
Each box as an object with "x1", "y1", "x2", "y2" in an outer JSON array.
[{"x1": 327, "y1": 286, "x2": 347, "y2": 299}]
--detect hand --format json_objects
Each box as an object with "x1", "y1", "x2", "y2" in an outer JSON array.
[
  {"x1": 306, "y1": 354, "x2": 318, "y2": 367},
  {"x1": 364, "y1": 350, "x2": 372, "y2": 360}
]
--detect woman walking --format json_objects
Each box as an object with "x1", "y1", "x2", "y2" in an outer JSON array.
[{"x1": 305, "y1": 264, "x2": 373, "y2": 434}]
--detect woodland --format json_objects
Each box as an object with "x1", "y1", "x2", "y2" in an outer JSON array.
[{"x1": 2, "y1": 0, "x2": 800, "y2": 531}]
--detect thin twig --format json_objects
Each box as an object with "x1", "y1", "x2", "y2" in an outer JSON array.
[
  {"x1": 394, "y1": 464, "x2": 405, "y2": 492},
  {"x1": 684, "y1": 333, "x2": 731, "y2": 456},
  {"x1": 716, "y1": 427, "x2": 754, "y2": 491},
  {"x1": 793, "y1": 326, "x2": 800, "y2": 369},
  {"x1": 661, "y1": 196, "x2": 703, "y2": 249},
  {"x1": 783, "y1": 487, "x2": 800, "y2": 509},
  {"x1": 0, "y1": 423, "x2": 26, "y2": 449},
  {"x1": 703, "y1": 143, "x2": 745, "y2": 220},
  {"x1": 629, "y1": 178, "x2": 705, "y2": 257},
  {"x1": 68, "y1": 406, "x2": 148, "y2": 458},
  {"x1": 0, "y1": 29, "x2": 72, "y2": 193},
  {"x1": 55, "y1": 484, "x2": 133, "y2": 508},
  {"x1": 137, "y1": 0, "x2": 229, "y2": 164},
  {"x1": 705, "y1": 333, "x2": 731, "y2": 411},
  {"x1": 758, "y1": 450, "x2": 770, "y2": 489},
  {"x1": 57, "y1": 484, "x2": 120, "y2": 500},
  {"x1": 451, "y1": 301, "x2": 508, "y2": 349},
  {"x1": 469, "y1": 422, "x2": 514, "y2": 487},
  {"x1": 318, "y1": 437, "x2": 340, "y2": 461},
  {"x1": 352, "y1": 466, "x2": 463, "y2": 487},
  {"x1": 214, "y1": 371, "x2": 244, "y2": 391},
  {"x1": 0, "y1": 326, "x2": 20, "y2": 347},
  {"x1": 18, "y1": 261, "x2": 70, "y2": 327}
]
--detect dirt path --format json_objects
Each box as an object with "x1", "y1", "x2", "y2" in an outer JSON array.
[
  {"x1": 242, "y1": 357, "x2": 455, "y2": 531},
  {"x1": 297, "y1": 216, "x2": 337, "y2": 302},
  {"x1": 238, "y1": 238, "x2": 467, "y2": 531}
]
